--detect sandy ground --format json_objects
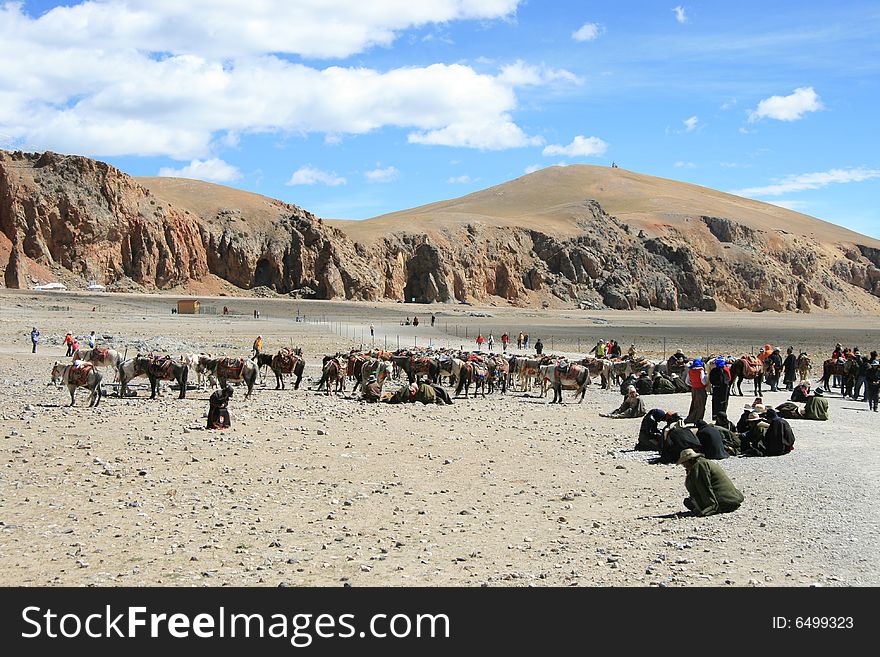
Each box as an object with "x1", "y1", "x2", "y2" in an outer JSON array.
[{"x1": 0, "y1": 290, "x2": 878, "y2": 587}]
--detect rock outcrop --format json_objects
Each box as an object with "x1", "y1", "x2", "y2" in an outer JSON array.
[{"x1": 2, "y1": 149, "x2": 880, "y2": 313}]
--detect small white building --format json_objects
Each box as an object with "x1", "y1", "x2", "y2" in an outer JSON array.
[
  {"x1": 34, "y1": 282, "x2": 66, "y2": 291},
  {"x1": 87, "y1": 280, "x2": 106, "y2": 292}
]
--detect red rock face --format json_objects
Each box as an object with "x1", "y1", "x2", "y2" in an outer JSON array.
[{"x1": 2, "y1": 149, "x2": 879, "y2": 312}]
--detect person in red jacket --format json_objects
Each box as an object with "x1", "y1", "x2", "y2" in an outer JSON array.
[
  {"x1": 685, "y1": 359, "x2": 708, "y2": 424},
  {"x1": 476, "y1": 333, "x2": 485, "y2": 350}
]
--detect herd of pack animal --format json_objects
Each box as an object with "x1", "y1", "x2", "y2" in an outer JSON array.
[{"x1": 49, "y1": 336, "x2": 871, "y2": 412}]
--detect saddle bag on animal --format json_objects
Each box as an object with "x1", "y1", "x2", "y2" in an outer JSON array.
[
  {"x1": 741, "y1": 356, "x2": 759, "y2": 379},
  {"x1": 148, "y1": 357, "x2": 174, "y2": 380},
  {"x1": 70, "y1": 363, "x2": 93, "y2": 386},
  {"x1": 472, "y1": 363, "x2": 489, "y2": 380},
  {"x1": 218, "y1": 357, "x2": 245, "y2": 379},
  {"x1": 273, "y1": 352, "x2": 296, "y2": 373}
]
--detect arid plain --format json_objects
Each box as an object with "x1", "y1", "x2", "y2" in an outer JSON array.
[{"x1": 1, "y1": 290, "x2": 878, "y2": 587}]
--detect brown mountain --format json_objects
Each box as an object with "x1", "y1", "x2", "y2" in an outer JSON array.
[{"x1": 2, "y1": 148, "x2": 879, "y2": 312}]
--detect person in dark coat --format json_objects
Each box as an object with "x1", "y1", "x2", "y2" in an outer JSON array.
[
  {"x1": 619, "y1": 374, "x2": 638, "y2": 398},
  {"x1": 652, "y1": 372, "x2": 676, "y2": 394},
  {"x1": 637, "y1": 409, "x2": 680, "y2": 451},
  {"x1": 660, "y1": 425, "x2": 702, "y2": 464},
  {"x1": 534, "y1": 338, "x2": 543, "y2": 355},
  {"x1": 694, "y1": 420, "x2": 728, "y2": 459},
  {"x1": 866, "y1": 356, "x2": 880, "y2": 412},
  {"x1": 708, "y1": 357, "x2": 731, "y2": 419},
  {"x1": 634, "y1": 371, "x2": 653, "y2": 396},
  {"x1": 767, "y1": 348, "x2": 783, "y2": 392},
  {"x1": 782, "y1": 347, "x2": 797, "y2": 391},
  {"x1": 30, "y1": 326, "x2": 40, "y2": 353},
  {"x1": 790, "y1": 381, "x2": 811, "y2": 402},
  {"x1": 755, "y1": 408, "x2": 795, "y2": 456},
  {"x1": 207, "y1": 385, "x2": 233, "y2": 429},
  {"x1": 714, "y1": 411, "x2": 736, "y2": 432}
]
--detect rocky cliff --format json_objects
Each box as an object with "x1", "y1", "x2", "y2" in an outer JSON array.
[{"x1": 2, "y1": 149, "x2": 879, "y2": 313}]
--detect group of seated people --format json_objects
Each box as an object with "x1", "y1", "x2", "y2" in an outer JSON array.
[{"x1": 635, "y1": 399, "x2": 797, "y2": 463}]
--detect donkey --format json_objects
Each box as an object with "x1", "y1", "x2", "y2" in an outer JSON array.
[{"x1": 52, "y1": 361, "x2": 103, "y2": 407}]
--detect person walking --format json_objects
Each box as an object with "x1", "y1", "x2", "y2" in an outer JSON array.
[
  {"x1": 709, "y1": 357, "x2": 731, "y2": 420},
  {"x1": 487, "y1": 333, "x2": 495, "y2": 351},
  {"x1": 369, "y1": 323, "x2": 375, "y2": 337},
  {"x1": 534, "y1": 338, "x2": 543, "y2": 355},
  {"x1": 30, "y1": 326, "x2": 40, "y2": 353},
  {"x1": 88, "y1": 330, "x2": 96, "y2": 349},
  {"x1": 523, "y1": 333, "x2": 530, "y2": 350},
  {"x1": 501, "y1": 333, "x2": 509, "y2": 352},
  {"x1": 430, "y1": 314, "x2": 436, "y2": 327},
  {"x1": 517, "y1": 332, "x2": 524, "y2": 350},
  {"x1": 685, "y1": 358, "x2": 708, "y2": 424},
  {"x1": 476, "y1": 333, "x2": 485, "y2": 350},
  {"x1": 63, "y1": 331, "x2": 74, "y2": 356}
]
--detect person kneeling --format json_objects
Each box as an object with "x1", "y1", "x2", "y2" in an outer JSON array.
[
  {"x1": 677, "y1": 449, "x2": 744, "y2": 517},
  {"x1": 207, "y1": 385, "x2": 233, "y2": 429}
]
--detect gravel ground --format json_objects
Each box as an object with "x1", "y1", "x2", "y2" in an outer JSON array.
[{"x1": 0, "y1": 291, "x2": 877, "y2": 587}]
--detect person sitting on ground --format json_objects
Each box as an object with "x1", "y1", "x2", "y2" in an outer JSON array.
[
  {"x1": 660, "y1": 422, "x2": 702, "y2": 464},
  {"x1": 802, "y1": 387, "x2": 829, "y2": 421},
  {"x1": 738, "y1": 411, "x2": 768, "y2": 452},
  {"x1": 774, "y1": 401, "x2": 802, "y2": 420},
  {"x1": 619, "y1": 373, "x2": 638, "y2": 398},
  {"x1": 207, "y1": 384, "x2": 233, "y2": 429},
  {"x1": 637, "y1": 409, "x2": 680, "y2": 451},
  {"x1": 790, "y1": 380, "x2": 811, "y2": 403},
  {"x1": 602, "y1": 386, "x2": 646, "y2": 418},
  {"x1": 694, "y1": 420, "x2": 728, "y2": 460},
  {"x1": 667, "y1": 349, "x2": 687, "y2": 373},
  {"x1": 714, "y1": 411, "x2": 736, "y2": 433},
  {"x1": 652, "y1": 371, "x2": 677, "y2": 395},
  {"x1": 362, "y1": 374, "x2": 383, "y2": 403},
  {"x1": 749, "y1": 408, "x2": 795, "y2": 457},
  {"x1": 635, "y1": 371, "x2": 653, "y2": 396},
  {"x1": 677, "y1": 449, "x2": 744, "y2": 517}
]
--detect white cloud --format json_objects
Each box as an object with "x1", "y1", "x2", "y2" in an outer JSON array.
[
  {"x1": 683, "y1": 115, "x2": 698, "y2": 132},
  {"x1": 365, "y1": 165, "x2": 399, "y2": 183},
  {"x1": 524, "y1": 164, "x2": 542, "y2": 174},
  {"x1": 721, "y1": 97, "x2": 737, "y2": 110},
  {"x1": 732, "y1": 168, "x2": 880, "y2": 196},
  {"x1": 447, "y1": 175, "x2": 474, "y2": 184},
  {"x1": 496, "y1": 60, "x2": 581, "y2": 87},
  {"x1": 748, "y1": 87, "x2": 823, "y2": 122},
  {"x1": 673, "y1": 6, "x2": 688, "y2": 24},
  {"x1": 8, "y1": 1, "x2": 522, "y2": 60},
  {"x1": 572, "y1": 22, "x2": 602, "y2": 42},
  {"x1": 0, "y1": 2, "x2": 547, "y2": 157},
  {"x1": 157, "y1": 158, "x2": 241, "y2": 182},
  {"x1": 674, "y1": 161, "x2": 696, "y2": 168},
  {"x1": 542, "y1": 135, "x2": 608, "y2": 157},
  {"x1": 287, "y1": 166, "x2": 347, "y2": 186}
]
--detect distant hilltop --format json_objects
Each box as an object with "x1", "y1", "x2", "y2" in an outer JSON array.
[{"x1": 2, "y1": 149, "x2": 879, "y2": 313}]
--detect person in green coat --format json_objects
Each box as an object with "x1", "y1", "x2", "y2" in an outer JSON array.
[
  {"x1": 677, "y1": 449, "x2": 744, "y2": 516},
  {"x1": 802, "y1": 388, "x2": 829, "y2": 421}
]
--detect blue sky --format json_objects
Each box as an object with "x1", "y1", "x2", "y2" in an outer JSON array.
[{"x1": 2, "y1": 1, "x2": 878, "y2": 238}]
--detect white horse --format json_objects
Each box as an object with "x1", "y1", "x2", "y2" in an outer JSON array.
[
  {"x1": 182, "y1": 352, "x2": 217, "y2": 389},
  {"x1": 51, "y1": 361, "x2": 103, "y2": 406}
]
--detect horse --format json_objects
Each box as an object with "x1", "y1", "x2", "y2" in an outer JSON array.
[
  {"x1": 796, "y1": 353, "x2": 812, "y2": 383},
  {"x1": 579, "y1": 357, "x2": 612, "y2": 390},
  {"x1": 353, "y1": 358, "x2": 393, "y2": 393},
  {"x1": 199, "y1": 356, "x2": 259, "y2": 398},
  {"x1": 455, "y1": 361, "x2": 487, "y2": 399},
  {"x1": 514, "y1": 357, "x2": 542, "y2": 392},
  {"x1": 146, "y1": 355, "x2": 189, "y2": 399},
  {"x1": 729, "y1": 355, "x2": 763, "y2": 397},
  {"x1": 392, "y1": 354, "x2": 439, "y2": 384},
  {"x1": 540, "y1": 362, "x2": 590, "y2": 404},
  {"x1": 437, "y1": 356, "x2": 461, "y2": 387},
  {"x1": 315, "y1": 356, "x2": 346, "y2": 395},
  {"x1": 267, "y1": 348, "x2": 305, "y2": 390},
  {"x1": 819, "y1": 358, "x2": 858, "y2": 394},
  {"x1": 72, "y1": 346, "x2": 122, "y2": 379},
  {"x1": 487, "y1": 355, "x2": 509, "y2": 394},
  {"x1": 118, "y1": 355, "x2": 152, "y2": 397},
  {"x1": 182, "y1": 352, "x2": 217, "y2": 389},
  {"x1": 51, "y1": 361, "x2": 103, "y2": 407}
]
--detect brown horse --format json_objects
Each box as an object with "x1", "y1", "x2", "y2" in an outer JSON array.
[
  {"x1": 455, "y1": 361, "x2": 487, "y2": 398},
  {"x1": 730, "y1": 355, "x2": 764, "y2": 396},
  {"x1": 315, "y1": 357, "x2": 346, "y2": 395},
  {"x1": 264, "y1": 348, "x2": 305, "y2": 390},
  {"x1": 796, "y1": 353, "x2": 812, "y2": 382},
  {"x1": 146, "y1": 355, "x2": 189, "y2": 399}
]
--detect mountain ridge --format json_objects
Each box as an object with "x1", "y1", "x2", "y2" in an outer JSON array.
[{"x1": 2, "y1": 149, "x2": 879, "y2": 313}]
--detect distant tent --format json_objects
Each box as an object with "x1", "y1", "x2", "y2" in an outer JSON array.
[{"x1": 34, "y1": 282, "x2": 66, "y2": 291}]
